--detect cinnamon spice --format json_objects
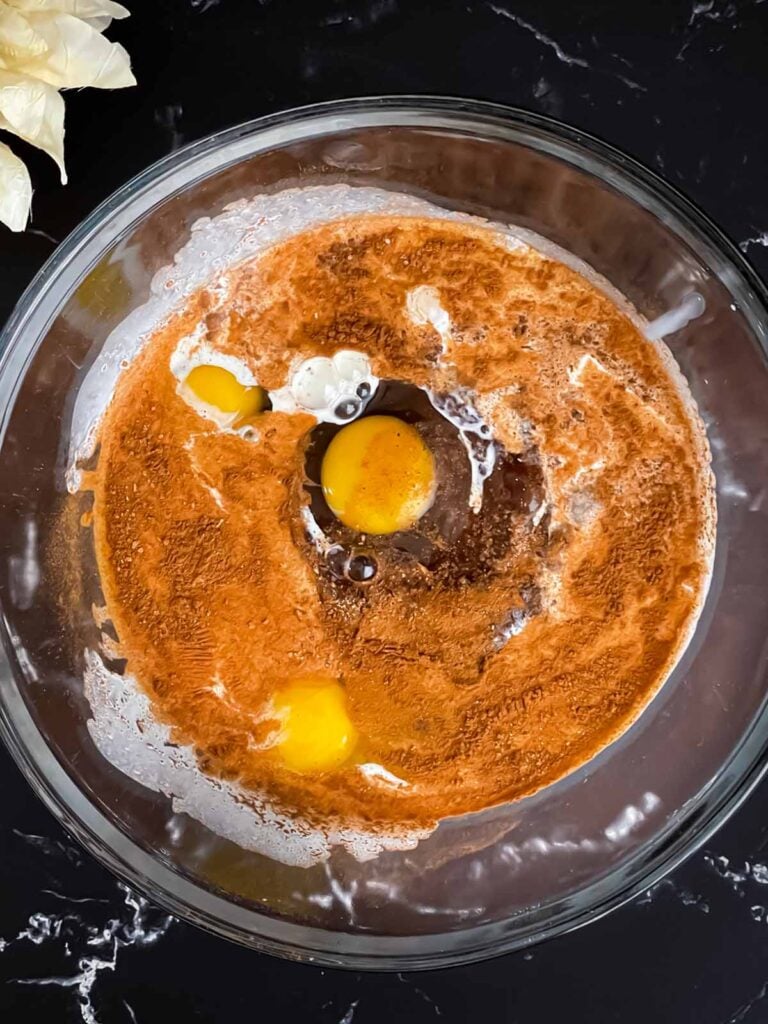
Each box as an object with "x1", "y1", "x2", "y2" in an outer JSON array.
[{"x1": 90, "y1": 214, "x2": 714, "y2": 831}]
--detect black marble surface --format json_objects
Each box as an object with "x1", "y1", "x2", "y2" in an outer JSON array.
[{"x1": 2, "y1": 1, "x2": 768, "y2": 1021}]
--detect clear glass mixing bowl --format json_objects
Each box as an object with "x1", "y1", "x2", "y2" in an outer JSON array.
[{"x1": 1, "y1": 98, "x2": 767, "y2": 969}]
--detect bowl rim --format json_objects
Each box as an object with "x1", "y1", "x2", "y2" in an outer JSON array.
[{"x1": 1, "y1": 94, "x2": 768, "y2": 970}]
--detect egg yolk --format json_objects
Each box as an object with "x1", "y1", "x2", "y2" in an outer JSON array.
[
  {"x1": 184, "y1": 364, "x2": 266, "y2": 423},
  {"x1": 272, "y1": 676, "x2": 358, "y2": 774},
  {"x1": 321, "y1": 415, "x2": 436, "y2": 535}
]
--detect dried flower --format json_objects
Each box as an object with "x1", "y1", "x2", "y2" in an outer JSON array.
[{"x1": 0, "y1": 0, "x2": 135, "y2": 232}]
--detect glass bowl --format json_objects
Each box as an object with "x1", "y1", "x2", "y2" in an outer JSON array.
[{"x1": 1, "y1": 97, "x2": 767, "y2": 970}]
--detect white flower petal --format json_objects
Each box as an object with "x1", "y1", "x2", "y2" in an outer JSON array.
[
  {"x1": 21, "y1": 11, "x2": 135, "y2": 88},
  {"x1": 0, "y1": 140, "x2": 32, "y2": 231},
  {"x1": 4, "y1": 1, "x2": 130, "y2": 19},
  {"x1": 0, "y1": 5, "x2": 48, "y2": 63},
  {"x1": 81, "y1": 15, "x2": 113, "y2": 30},
  {"x1": 0, "y1": 69, "x2": 66, "y2": 182}
]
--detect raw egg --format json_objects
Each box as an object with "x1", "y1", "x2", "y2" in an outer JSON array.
[
  {"x1": 184, "y1": 364, "x2": 266, "y2": 424},
  {"x1": 272, "y1": 676, "x2": 357, "y2": 774},
  {"x1": 321, "y1": 415, "x2": 436, "y2": 535}
]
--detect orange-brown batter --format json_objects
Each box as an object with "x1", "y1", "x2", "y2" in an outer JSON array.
[{"x1": 89, "y1": 213, "x2": 714, "y2": 832}]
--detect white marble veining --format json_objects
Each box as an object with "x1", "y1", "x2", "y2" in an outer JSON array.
[
  {"x1": 337, "y1": 999, "x2": 359, "y2": 1024},
  {"x1": 154, "y1": 104, "x2": 185, "y2": 151},
  {"x1": 319, "y1": 0, "x2": 398, "y2": 31},
  {"x1": 636, "y1": 877, "x2": 711, "y2": 914},
  {"x1": 26, "y1": 226, "x2": 61, "y2": 246},
  {"x1": 1, "y1": 855, "x2": 174, "y2": 1024},
  {"x1": 703, "y1": 852, "x2": 768, "y2": 893},
  {"x1": 397, "y1": 973, "x2": 444, "y2": 1017},
  {"x1": 677, "y1": 0, "x2": 743, "y2": 59},
  {"x1": 486, "y1": 2, "x2": 645, "y2": 91},
  {"x1": 727, "y1": 980, "x2": 768, "y2": 1023},
  {"x1": 487, "y1": 4, "x2": 588, "y2": 67},
  {"x1": 740, "y1": 231, "x2": 768, "y2": 253},
  {"x1": 12, "y1": 828, "x2": 83, "y2": 865}
]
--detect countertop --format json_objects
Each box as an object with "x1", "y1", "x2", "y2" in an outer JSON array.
[{"x1": 2, "y1": 1, "x2": 768, "y2": 1021}]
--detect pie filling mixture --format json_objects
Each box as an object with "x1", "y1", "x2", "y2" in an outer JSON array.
[{"x1": 72, "y1": 186, "x2": 715, "y2": 865}]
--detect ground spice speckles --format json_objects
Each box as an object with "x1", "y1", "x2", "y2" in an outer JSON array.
[{"x1": 88, "y1": 214, "x2": 714, "y2": 830}]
